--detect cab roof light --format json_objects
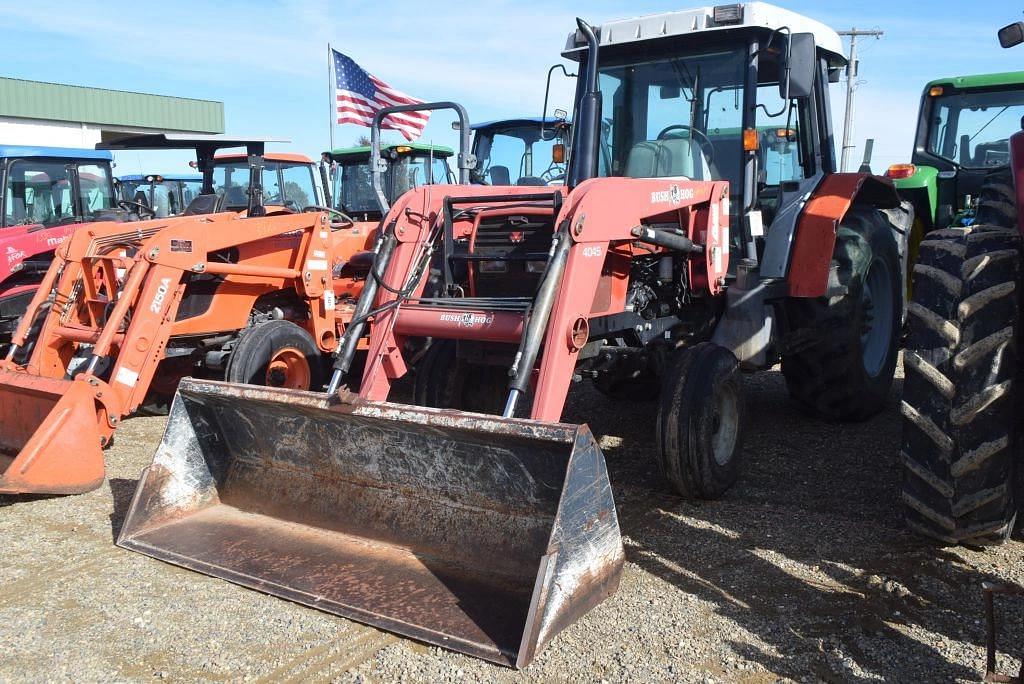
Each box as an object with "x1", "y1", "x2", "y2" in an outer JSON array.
[
  {"x1": 929, "y1": 86, "x2": 944, "y2": 97},
  {"x1": 713, "y1": 4, "x2": 744, "y2": 25},
  {"x1": 885, "y1": 163, "x2": 916, "y2": 179}
]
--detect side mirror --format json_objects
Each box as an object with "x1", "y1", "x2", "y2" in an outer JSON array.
[
  {"x1": 554, "y1": 108, "x2": 568, "y2": 120},
  {"x1": 999, "y1": 22, "x2": 1024, "y2": 48},
  {"x1": 782, "y1": 33, "x2": 816, "y2": 100}
]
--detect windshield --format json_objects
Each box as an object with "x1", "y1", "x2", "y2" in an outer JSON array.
[
  {"x1": 927, "y1": 88, "x2": 1024, "y2": 168},
  {"x1": 596, "y1": 47, "x2": 747, "y2": 195},
  {"x1": 4, "y1": 159, "x2": 114, "y2": 227},
  {"x1": 212, "y1": 160, "x2": 318, "y2": 210},
  {"x1": 333, "y1": 159, "x2": 377, "y2": 214},
  {"x1": 388, "y1": 153, "x2": 452, "y2": 197},
  {"x1": 121, "y1": 179, "x2": 201, "y2": 217},
  {"x1": 332, "y1": 152, "x2": 452, "y2": 215},
  {"x1": 473, "y1": 123, "x2": 568, "y2": 185}
]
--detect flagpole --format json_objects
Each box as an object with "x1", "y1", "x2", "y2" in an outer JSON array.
[{"x1": 327, "y1": 43, "x2": 335, "y2": 151}]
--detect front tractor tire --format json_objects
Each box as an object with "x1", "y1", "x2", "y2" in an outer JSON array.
[
  {"x1": 656, "y1": 342, "x2": 745, "y2": 499},
  {"x1": 225, "y1": 319, "x2": 324, "y2": 391},
  {"x1": 901, "y1": 211, "x2": 1021, "y2": 544},
  {"x1": 782, "y1": 207, "x2": 903, "y2": 421}
]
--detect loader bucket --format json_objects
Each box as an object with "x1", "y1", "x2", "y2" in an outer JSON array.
[
  {"x1": 118, "y1": 378, "x2": 624, "y2": 668},
  {"x1": 0, "y1": 373, "x2": 106, "y2": 495}
]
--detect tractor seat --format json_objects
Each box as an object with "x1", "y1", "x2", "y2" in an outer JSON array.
[
  {"x1": 488, "y1": 165, "x2": 511, "y2": 186},
  {"x1": 624, "y1": 137, "x2": 712, "y2": 180},
  {"x1": 183, "y1": 194, "x2": 221, "y2": 216}
]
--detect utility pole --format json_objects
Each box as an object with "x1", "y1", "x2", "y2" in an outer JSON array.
[{"x1": 838, "y1": 28, "x2": 884, "y2": 172}]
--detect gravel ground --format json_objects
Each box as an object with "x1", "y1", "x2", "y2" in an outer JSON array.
[{"x1": 3, "y1": 354, "x2": 1024, "y2": 683}]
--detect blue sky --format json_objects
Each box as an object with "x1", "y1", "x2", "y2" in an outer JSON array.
[{"x1": 2, "y1": 0, "x2": 1021, "y2": 174}]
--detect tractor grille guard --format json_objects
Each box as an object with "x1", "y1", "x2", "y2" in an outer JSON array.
[{"x1": 440, "y1": 191, "x2": 562, "y2": 295}]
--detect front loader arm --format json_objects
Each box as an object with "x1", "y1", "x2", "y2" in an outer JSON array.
[{"x1": 531, "y1": 177, "x2": 729, "y2": 421}]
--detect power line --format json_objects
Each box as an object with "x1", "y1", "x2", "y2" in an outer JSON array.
[{"x1": 838, "y1": 28, "x2": 884, "y2": 172}]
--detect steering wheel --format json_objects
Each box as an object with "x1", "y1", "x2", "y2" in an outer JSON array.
[
  {"x1": 540, "y1": 163, "x2": 566, "y2": 183},
  {"x1": 656, "y1": 124, "x2": 716, "y2": 164},
  {"x1": 303, "y1": 205, "x2": 355, "y2": 227},
  {"x1": 118, "y1": 199, "x2": 156, "y2": 219}
]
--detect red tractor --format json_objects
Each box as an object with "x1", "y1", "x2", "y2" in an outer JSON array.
[
  {"x1": 0, "y1": 146, "x2": 131, "y2": 344},
  {"x1": 122, "y1": 2, "x2": 910, "y2": 669}
]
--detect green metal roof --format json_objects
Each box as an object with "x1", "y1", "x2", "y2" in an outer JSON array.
[
  {"x1": 0, "y1": 78, "x2": 224, "y2": 133},
  {"x1": 925, "y1": 71, "x2": 1024, "y2": 91},
  {"x1": 328, "y1": 142, "x2": 454, "y2": 160}
]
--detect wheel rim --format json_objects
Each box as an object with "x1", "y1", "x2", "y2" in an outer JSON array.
[
  {"x1": 860, "y1": 256, "x2": 895, "y2": 378},
  {"x1": 711, "y1": 383, "x2": 740, "y2": 467},
  {"x1": 266, "y1": 347, "x2": 311, "y2": 389}
]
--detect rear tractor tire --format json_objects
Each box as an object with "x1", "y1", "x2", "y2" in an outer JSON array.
[
  {"x1": 656, "y1": 342, "x2": 745, "y2": 499},
  {"x1": 901, "y1": 170, "x2": 1021, "y2": 546},
  {"x1": 225, "y1": 319, "x2": 324, "y2": 391},
  {"x1": 782, "y1": 206, "x2": 903, "y2": 421}
]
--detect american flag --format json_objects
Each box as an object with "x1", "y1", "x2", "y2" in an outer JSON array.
[{"x1": 333, "y1": 49, "x2": 429, "y2": 141}]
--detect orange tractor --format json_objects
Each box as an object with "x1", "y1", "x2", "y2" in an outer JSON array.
[
  {"x1": 0, "y1": 136, "x2": 378, "y2": 495},
  {"x1": 122, "y1": 3, "x2": 911, "y2": 669}
]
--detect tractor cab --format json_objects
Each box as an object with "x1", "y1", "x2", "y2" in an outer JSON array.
[
  {"x1": 888, "y1": 72, "x2": 1024, "y2": 230},
  {"x1": 0, "y1": 146, "x2": 124, "y2": 340},
  {"x1": 1, "y1": 146, "x2": 119, "y2": 229},
  {"x1": 211, "y1": 152, "x2": 328, "y2": 214},
  {"x1": 469, "y1": 117, "x2": 571, "y2": 186},
  {"x1": 323, "y1": 142, "x2": 454, "y2": 222},
  {"x1": 116, "y1": 173, "x2": 203, "y2": 218},
  {"x1": 98, "y1": 134, "x2": 321, "y2": 218},
  {"x1": 562, "y1": 1, "x2": 848, "y2": 267}
]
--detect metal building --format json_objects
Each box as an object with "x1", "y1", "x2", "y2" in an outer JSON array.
[{"x1": 0, "y1": 77, "x2": 224, "y2": 147}]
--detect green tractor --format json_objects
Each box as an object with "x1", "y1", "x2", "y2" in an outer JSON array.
[
  {"x1": 888, "y1": 71, "x2": 1024, "y2": 270},
  {"x1": 323, "y1": 142, "x2": 454, "y2": 222},
  {"x1": 899, "y1": 62, "x2": 1024, "y2": 546}
]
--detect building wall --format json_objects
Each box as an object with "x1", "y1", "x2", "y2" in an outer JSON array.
[{"x1": 0, "y1": 116, "x2": 102, "y2": 148}]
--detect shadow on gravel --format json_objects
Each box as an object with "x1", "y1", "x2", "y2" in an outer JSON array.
[
  {"x1": 108, "y1": 477, "x2": 140, "y2": 543},
  {"x1": 0, "y1": 493, "x2": 60, "y2": 508},
  {"x1": 564, "y1": 369, "x2": 1010, "y2": 681}
]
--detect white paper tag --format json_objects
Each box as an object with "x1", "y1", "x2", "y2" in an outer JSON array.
[
  {"x1": 115, "y1": 367, "x2": 139, "y2": 387},
  {"x1": 747, "y1": 210, "x2": 764, "y2": 237},
  {"x1": 324, "y1": 290, "x2": 336, "y2": 311},
  {"x1": 306, "y1": 259, "x2": 329, "y2": 271}
]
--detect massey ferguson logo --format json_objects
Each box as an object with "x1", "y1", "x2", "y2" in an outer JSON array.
[
  {"x1": 650, "y1": 184, "x2": 694, "y2": 205},
  {"x1": 439, "y1": 312, "x2": 495, "y2": 328},
  {"x1": 150, "y1": 277, "x2": 173, "y2": 313},
  {"x1": 46, "y1": 236, "x2": 66, "y2": 248},
  {"x1": 5, "y1": 246, "x2": 25, "y2": 264}
]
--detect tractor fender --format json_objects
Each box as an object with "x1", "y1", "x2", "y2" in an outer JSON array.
[
  {"x1": 787, "y1": 173, "x2": 903, "y2": 298},
  {"x1": 891, "y1": 165, "x2": 938, "y2": 231}
]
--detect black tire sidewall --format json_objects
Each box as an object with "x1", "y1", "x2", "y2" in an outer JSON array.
[{"x1": 225, "y1": 319, "x2": 323, "y2": 390}]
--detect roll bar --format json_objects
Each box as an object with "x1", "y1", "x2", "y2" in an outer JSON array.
[{"x1": 369, "y1": 102, "x2": 475, "y2": 214}]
